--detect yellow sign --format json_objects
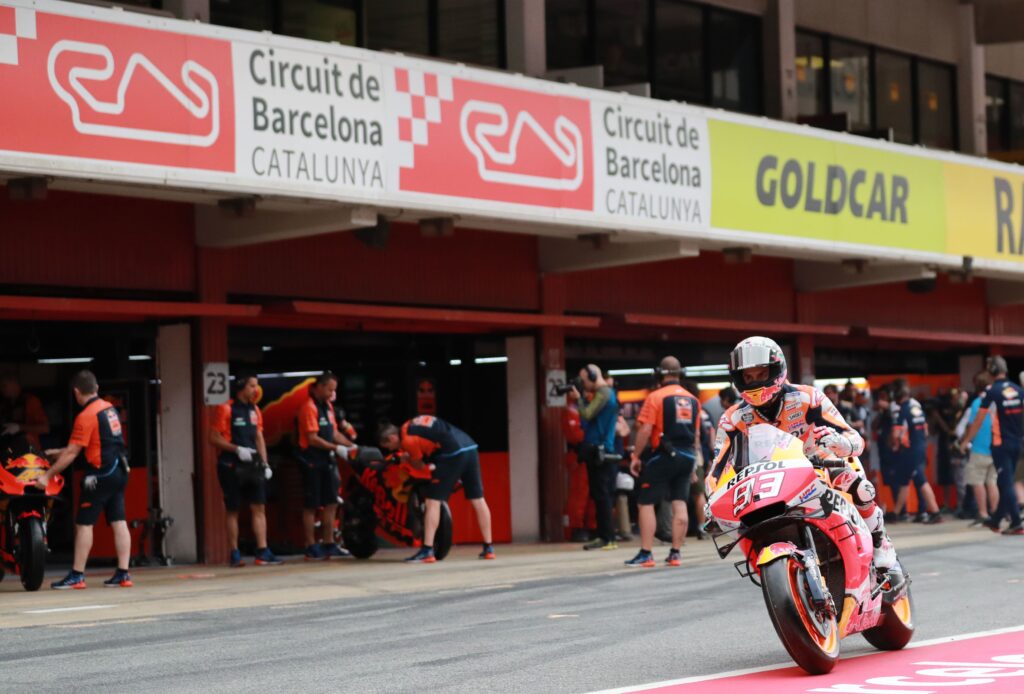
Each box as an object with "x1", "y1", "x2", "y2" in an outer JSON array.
[
  {"x1": 945, "y1": 162, "x2": 1024, "y2": 263},
  {"x1": 710, "y1": 120, "x2": 947, "y2": 252}
]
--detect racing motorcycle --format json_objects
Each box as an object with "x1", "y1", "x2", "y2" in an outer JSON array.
[
  {"x1": 0, "y1": 451, "x2": 64, "y2": 591},
  {"x1": 706, "y1": 424, "x2": 914, "y2": 674},
  {"x1": 338, "y1": 447, "x2": 453, "y2": 560}
]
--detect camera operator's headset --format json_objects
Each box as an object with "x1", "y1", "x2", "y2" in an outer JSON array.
[
  {"x1": 987, "y1": 355, "x2": 1008, "y2": 376},
  {"x1": 653, "y1": 364, "x2": 682, "y2": 380}
]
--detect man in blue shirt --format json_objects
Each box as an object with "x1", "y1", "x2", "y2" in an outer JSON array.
[
  {"x1": 573, "y1": 364, "x2": 620, "y2": 551},
  {"x1": 960, "y1": 356, "x2": 1024, "y2": 534},
  {"x1": 959, "y1": 372, "x2": 997, "y2": 525}
]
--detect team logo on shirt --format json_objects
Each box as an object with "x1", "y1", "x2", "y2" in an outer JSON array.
[
  {"x1": 105, "y1": 409, "x2": 122, "y2": 435},
  {"x1": 674, "y1": 398, "x2": 693, "y2": 422},
  {"x1": 249, "y1": 410, "x2": 259, "y2": 425}
]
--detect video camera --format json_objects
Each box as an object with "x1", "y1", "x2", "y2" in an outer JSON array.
[{"x1": 553, "y1": 376, "x2": 585, "y2": 397}]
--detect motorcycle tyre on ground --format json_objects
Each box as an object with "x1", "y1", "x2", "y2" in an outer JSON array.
[
  {"x1": 761, "y1": 557, "x2": 840, "y2": 675},
  {"x1": 19, "y1": 516, "x2": 45, "y2": 592},
  {"x1": 862, "y1": 566, "x2": 915, "y2": 651},
  {"x1": 433, "y1": 502, "x2": 453, "y2": 561}
]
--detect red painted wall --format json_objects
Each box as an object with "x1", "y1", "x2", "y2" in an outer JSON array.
[
  {"x1": 797, "y1": 275, "x2": 988, "y2": 333},
  {"x1": 564, "y1": 252, "x2": 797, "y2": 323},
  {"x1": 0, "y1": 191, "x2": 196, "y2": 293},
  {"x1": 447, "y1": 452, "x2": 512, "y2": 545},
  {"x1": 218, "y1": 224, "x2": 540, "y2": 311}
]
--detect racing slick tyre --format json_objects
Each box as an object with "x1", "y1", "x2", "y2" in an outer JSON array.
[
  {"x1": 340, "y1": 490, "x2": 379, "y2": 560},
  {"x1": 862, "y1": 566, "x2": 915, "y2": 651},
  {"x1": 761, "y1": 557, "x2": 840, "y2": 675},
  {"x1": 433, "y1": 502, "x2": 453, "y2": 561},
  {"x1": 19, "y1": 516, "x2": 45, "y2": 592}
]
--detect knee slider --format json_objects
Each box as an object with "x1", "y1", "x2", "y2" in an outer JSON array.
[{"x1": 849, "y1": 477, "x2": 876, "y2": 507}]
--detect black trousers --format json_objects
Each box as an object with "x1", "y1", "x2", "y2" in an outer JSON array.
[{"x1": 586, "y1": 458, "x2": 618, "y2": 543}]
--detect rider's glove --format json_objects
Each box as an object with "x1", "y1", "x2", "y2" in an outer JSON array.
[
  {"x1": 236, "y1": 446, "x2": 255, "y2": 463},
  {"x1": 818, "y1": 432, "x2": 854, "y2": 458}
]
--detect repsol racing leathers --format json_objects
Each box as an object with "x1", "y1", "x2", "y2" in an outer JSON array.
[{"x1": 707, "y1": 383, "x2": 892, "y2": 566}]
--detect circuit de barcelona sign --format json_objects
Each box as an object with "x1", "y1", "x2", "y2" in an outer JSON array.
[{"x1": 0, "y1": 0, "x2": 1022, "y2": 272}]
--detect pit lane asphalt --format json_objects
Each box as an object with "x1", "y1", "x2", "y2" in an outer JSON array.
[{"x1": 1, "y1": 522, "x2": 1021, "y2": 694}]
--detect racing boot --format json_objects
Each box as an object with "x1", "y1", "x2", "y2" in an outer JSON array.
[{"x1": 865, "y1": 506, "x2": 896, "y2": 570}]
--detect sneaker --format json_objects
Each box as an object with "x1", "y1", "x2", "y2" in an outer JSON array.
[
  {"x1": 254, "y1": 548, "x2": 283, "y2": 565},
  {"x1": 665, "y1": 550, "x2": 682, "y2": 567},
  {"x1": 320, "y1": 543, "x2": 351, "y2": 559},
  {"x1": 229, "y1": 548, "x2": 245, "y2": 568},
  {"x1": 912, "y1": 513, "x2": 927, "y2": 523},
  {"x1": 885, "y1": 512, "x2": 910, "y2": 523},
  {"x1": 969, "y1": 516, "x2": 992, "y2": 528},
  {"x1": 601, "y1": 540, "x2": 619, "y2": 551},
  {"x1": 984, "y1": 518, "x2": 1003, "y2": 534},
  {"x1": 51, "y1": 571, "x2": 87, "y2": 590},
  {"x1": 304, "y1": 543, "x2": 325, "y2": 560},
  {"x1": 583, "y1": 539, "x2": 609, "y2": 551},
  {"x1": 103, "y1": 570, "x2": 133, "y2": 588},
  {"x1": 697, "y1": 529, "x2": 710, "y2": 541},
  {"x1": 923, "y1": 513, "x2": 944, "y2": 525},
  {"x1": 479, "y1": 544, "x2": 496, "y2": 560},
  {"x1": 1002, "y1": 524, "x2": 1024, "y2": 536},
  {"x1": 624, "y1": 551, "x2": 655, "y2": 568},
  {"x1": 405, "y1": 546, "x2": 436, "y2": 563}
]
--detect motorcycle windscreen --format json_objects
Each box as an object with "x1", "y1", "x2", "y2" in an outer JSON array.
[{"x1": 746, "y1": 424, "x2": 806, "y2": 465}]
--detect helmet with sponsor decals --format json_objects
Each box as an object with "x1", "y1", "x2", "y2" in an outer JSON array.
[{"x1": 729, "y1": 336, "x2": 788, "y2": 411}]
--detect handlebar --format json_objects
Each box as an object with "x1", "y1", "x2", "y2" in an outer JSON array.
[{"x1": 812, "y1": 457, "x2": 848, "y2": 469}]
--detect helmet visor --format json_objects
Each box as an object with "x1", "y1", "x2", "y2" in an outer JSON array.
[{"x1": 729, "y1": 343, "x2": 775, "y2": 371}]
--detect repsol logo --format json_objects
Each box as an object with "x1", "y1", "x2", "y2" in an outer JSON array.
[
  {"x1": 755, "y1": 156, "x2": 910, "y2": 223},
  {"x1": 728, "y1": 460, "x2": 788, "y2": 487}
]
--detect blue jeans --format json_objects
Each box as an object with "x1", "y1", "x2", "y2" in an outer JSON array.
[{"x1": 992, "y1": 445, "x2": 1022, "y2": 527}]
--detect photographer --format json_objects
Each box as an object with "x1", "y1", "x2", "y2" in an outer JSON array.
[
  {"x1": 209, "y1": 374, "x2": 281, "y2": 568},
  {"x1": 572, "y1": 364, "x2": 620, "y2": 551}
]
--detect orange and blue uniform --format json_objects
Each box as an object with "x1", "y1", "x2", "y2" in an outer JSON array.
[
  {"x1": 635, "y1": 382, "x2": 701, "y2": 505},
  {"x1": 979, "y1": 378, "x2": 1024, "y2": 527},
  {"x1": 400, "y1": 415, "x2": 483, "y2": 501},
  {"x1": 212, "y1": 399, "x2": 266, "y2": 511},
  {"x1": 70, "y1": 397, "x2": 128, "y2": 526},
  {"x1": 296, "y1": 395, "x2": 340, "y2": 509}
]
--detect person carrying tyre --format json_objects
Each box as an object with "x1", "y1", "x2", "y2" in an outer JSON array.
[
  {"x1": 960, "y1": 355, "x2": 1024, "y2": 535},
  {"x1": 379, "y1": 416, "x2": 494, "y2": 563},
  {"x1": 625, "y1": 357, "x2": 701, "y2": 568},
  {"x1": 296, "y1": 371, "x2": 354, "y2": 560},
  {"x1": 210, "y1": 374, "x2": 281, "y2": 568},
  {"x1": 36, "y1": 370, "x2": 132, "y2": 589}
]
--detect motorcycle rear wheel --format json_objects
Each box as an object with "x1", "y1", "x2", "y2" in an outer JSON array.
[
  {"x1": 761, "y1": 557, "x2": 840, "y2": 675},
  {"x1": 433, "y1": 502, "x2": 453, "y2": 561},
  {"x1": 19, "y1": 517, "x2": 45, "y2": 592},
  {"x1": 862, "y1": 569, "x2": 915, "y2": 651}
]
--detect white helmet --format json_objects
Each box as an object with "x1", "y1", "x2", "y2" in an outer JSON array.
[{"x1": 729, "y1": 337, "x2": 788, "y2": 409}]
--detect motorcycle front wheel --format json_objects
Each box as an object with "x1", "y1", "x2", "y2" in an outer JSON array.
[
  {"x1": 862, "y1": 566, "x2": 915, "y2": 651},
  {"x1": 761, "y1": 557, "x2": 840, "y2": 675},
  {"x1": 19, "y1": 516, "x2": 45, "y2": 591}
]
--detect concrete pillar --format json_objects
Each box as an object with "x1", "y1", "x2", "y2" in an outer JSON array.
[
  {"x1": 156, "y1": 324, "x2": 198, "y2": 563},
  {"x1": 538, "y1": 275, "x2": 568, "y2": 541},
  {"x1": 796, "y1": 334, "x2": 815, "y2": 385},
  {"x1": 163, "y1": 0, "x2": 209, "y2": 23},
  {"x1": 195, "y1": 247, "x2": 229, "y2": 564},
  {"x1": 957, "y1": 2, "x2": 987, "y2": 155},
  {"x1": 506, "y1": 335, "x2": 541, "y2": 541},
  {"x1": 505, "y1": 0, "x2": 546, "y2": 75},
  {"x1": 764, "y1": 0, "x2": 797, "y2": 121}
]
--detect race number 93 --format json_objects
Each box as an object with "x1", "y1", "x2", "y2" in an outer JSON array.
[
  {"x1": 732, "y1": 471, "x2": 784, "y2": 516},
  {"x1": 203, "y1": 362, "x2": 230, "y2": 405}
]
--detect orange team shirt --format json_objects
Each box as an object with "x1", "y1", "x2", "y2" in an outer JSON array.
[
  {"x1": 297, "y1": 396, "x2": 335, "y2": 450},
  {"x1": 399, "y1": 421, "x2": 441, "y2": 463},
  {"x1": 636, "y1": 383, "x2": 697, "y2": 449},
  {"x1": 68, "y1": 398, "x2": 123, "y2": 469},
  {"x1": 211, "y1": 400, "x2": 264, "y2": 442}
]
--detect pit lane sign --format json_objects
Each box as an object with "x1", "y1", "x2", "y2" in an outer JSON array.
[{"x1": 203, "y1": 362, "x2": 229, "y2": 406}]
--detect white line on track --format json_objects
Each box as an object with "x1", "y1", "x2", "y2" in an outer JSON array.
[
  {"x1": 586, "y1": 624, "x2": 1024, "y2": 694},
  {"x1": 23, "y1": 604, "x2": 116, "y2": 615}
]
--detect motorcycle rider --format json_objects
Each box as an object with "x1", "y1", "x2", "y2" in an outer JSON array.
[{"x1": 707, "y1": 337, "x2": 897, "y2": 570}]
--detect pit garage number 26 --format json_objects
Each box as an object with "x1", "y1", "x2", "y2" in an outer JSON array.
[{"x1": 732, "y1": 472, "x2": 784, "y2": 516}]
